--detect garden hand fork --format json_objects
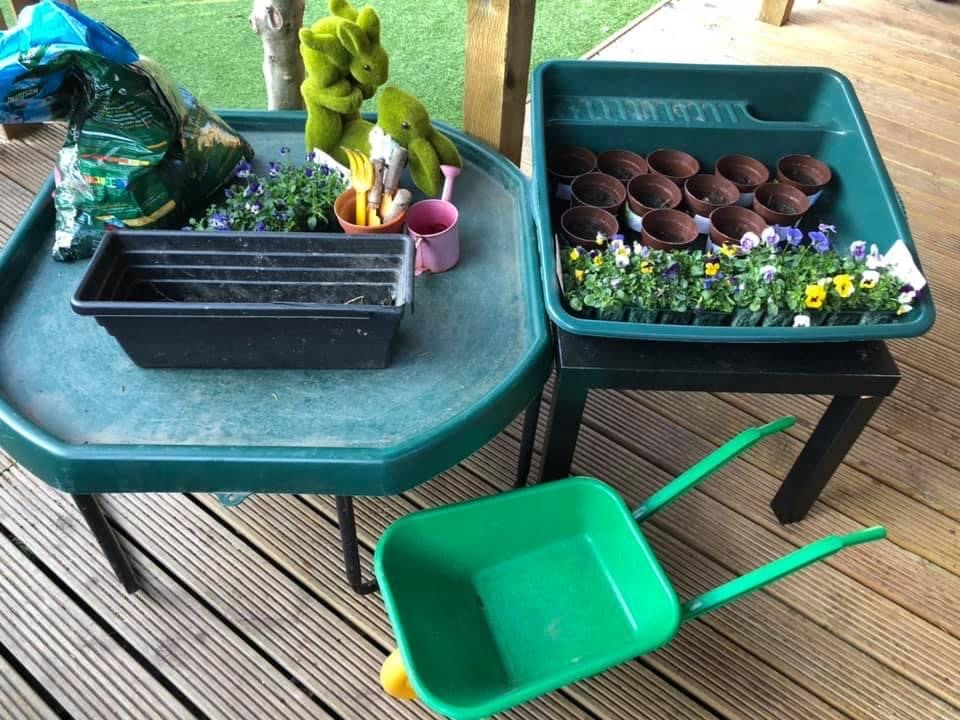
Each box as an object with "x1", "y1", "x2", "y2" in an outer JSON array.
[{"x1": 344, "y1": 148, "x2": 373, "y2": 226}]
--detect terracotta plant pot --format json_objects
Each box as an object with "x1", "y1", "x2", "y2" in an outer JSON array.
[
  {"x1": 547, "y1": 145, "x2": 597, "y2": 202},
  {"x1": 624, "y1": 174, "x2": 683, "y2": 236},
  {"x1": 715, "y1": 154, "x2": 770, "y2": 206},
  {"x1": 752, "y1": 182, "x2": 810, "y2": 226},
  {"x1": 708, "y1": 206, "x2": 767, "y2": 249},
  {"x1": 640, "y1": 209, "x2": 698, "y2": 251},
  {"x1": 776, "y1": 154, "x2": 832, "y2": 204},
  {"x1": 646, "y1": 149, "x2": 700, "y2": 187},
  {"x1": 570, "y1": 172, "x2": 627, "y2": 215},
  {"x1": 335, "y1": 189, "x2": 407, "y2": 235},
  {"x1": 596, "y1": 149, "x2": 649, "y2": 185},
  {"x1": 560, "y1": 205, "x2": 619, "y2": 249},
  {"x1": 684, "y1": 174, "x2": 740, "y2": 234}
]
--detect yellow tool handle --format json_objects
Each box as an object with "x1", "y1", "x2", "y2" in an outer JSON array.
[{"x1": 356, "y1": 190, "x2": 368, "y2": 226}]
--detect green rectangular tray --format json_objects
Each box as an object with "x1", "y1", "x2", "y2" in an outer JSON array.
[{"x1": 530, "y1": 61, "x2": 935, "y2": 342}]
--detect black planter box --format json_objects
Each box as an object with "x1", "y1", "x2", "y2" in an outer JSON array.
[{"x1": 72, "y1": 230, "x2": 415, "y2": 369}]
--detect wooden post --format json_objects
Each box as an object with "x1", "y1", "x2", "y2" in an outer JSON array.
[
  {"x1": 758, "y1": 0, "x2": 795, "y2": 26},
  {"x1": 463, "y1": 0, "x2": 535, "y2": 166},
  {"x1": 11, "y1": 0, "x2": 77, "y2": 12}
]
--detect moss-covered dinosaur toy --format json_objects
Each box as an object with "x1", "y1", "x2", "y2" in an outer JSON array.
[
  {"x1": 299, "y1": 0, "x2": 388, "y2": 162},
  {"x1": 377, "y1": 86, "x2": 462, "y2": 197}
]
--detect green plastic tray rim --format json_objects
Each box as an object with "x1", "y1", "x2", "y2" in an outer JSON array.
[
  {"x1": 530, "y1": 60, "x2": 935, "y2": 343},
  {"x1": 0, "y1": 110, "x2": 551, "y2": 495}
]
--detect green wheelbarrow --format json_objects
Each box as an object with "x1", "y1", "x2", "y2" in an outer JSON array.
[{"x1": 375, "y1": 416, "x2": 885, "y2": 719}]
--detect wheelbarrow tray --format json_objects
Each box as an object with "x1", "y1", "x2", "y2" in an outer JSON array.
[{"x1": 374, "y1": 477, "x2": 681, "y2": 720}]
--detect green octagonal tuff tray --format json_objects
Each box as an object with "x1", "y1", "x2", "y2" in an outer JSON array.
[
  {"x1": 531, "y1": 61, "x2": 935, "y2": 342},
  {"x1": 0, "y1": 111, "x2": 551, "y2": 496}
]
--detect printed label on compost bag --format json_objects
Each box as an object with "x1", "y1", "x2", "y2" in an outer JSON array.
[
  {"x1": 624, "y1": 205, "x2": 644, "y2": 232},
  {"x1": 0, "y1": 2, "x2": 253, "y2": 260},
  {"x1": 555, "y1": 183, "x2": 573, "y2": 201}
]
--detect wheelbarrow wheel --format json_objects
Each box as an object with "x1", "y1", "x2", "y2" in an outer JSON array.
[{"x1": 381, "y1": 648, "x2": 417, "y2": 701}]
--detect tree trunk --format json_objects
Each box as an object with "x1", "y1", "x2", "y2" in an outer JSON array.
[{"x1": 250, "y1": 0, "x2": 306, "y2": 110}]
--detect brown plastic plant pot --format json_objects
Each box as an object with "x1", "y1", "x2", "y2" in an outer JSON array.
[
  {"x1": 646, "y1": 149, "x2": 700, "y2": 187},
  {"x1": 570, "y1": 172, "x2": 627, "y2": 215},
  {"x1": 776, "y1": 154, "x2": 832, "y2": 200},
  {"x1": 708, "y1": 206, "x2": 767, "y2": 248},
  {"x1": 640, "y1": 209, "x2": 699, "y2": 251},
  {"x1": 624, "y1": 173, "x2": 683, "y2": 235},
  {"x1": 596, "y1": 149, "x2": 649, "y2": 185},
  {"x1": 560, "y1": 205, "x2": 620, "y2": 249},
  {"x1": 715, "y1": 154, "x2": 770, "y2": 205},
  {"x1": 547, "y1": 145, "x2": 597, "y2": 202},
  {"x1": 752, "y1": 182, "x2": 810, "y2": 226},
  {"x1": 335, "y1": 189, "x2": 407, "y2": 235},
  {"x1": 684, "y1": 174, "x2": 740, "y2": 234}
]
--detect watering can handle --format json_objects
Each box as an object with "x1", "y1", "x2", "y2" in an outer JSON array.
[
  {"x1": 632, "y1": 416, "x2": 796, "y2": 522},
  {"x1": 680, "y1": 526, "x2": 886, "y2": 623}
]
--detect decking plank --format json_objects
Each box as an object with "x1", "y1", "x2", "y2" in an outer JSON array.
[
  {"x1": 101, "y1": 491, "x2": 442, "y2": 720},
  {"x1": 0, "y1": 467, "x2": 330, "y2": 720},
  {"x1": 0, "y1": 527, "x2": 189, "y2": 719},
  {"x1": 0, "y1": 645, "x2": 58, "y2": 720}
]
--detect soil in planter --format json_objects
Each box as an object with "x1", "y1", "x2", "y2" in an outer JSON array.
[
  {"x1": 568, "y1": 220, "x2": 613, "y2": 240},
  {"x1": 726, "y1": 171, "x2": 753, "y2": 185},
  {"x1": 608, "y1": 166, "x2": 636, "y2": 181},
  {"x1": 695, "y1": 190, "x2": 730, "y2": 204},
  {"x1": 635, "y1": 193, "x2": 672, "y2": 209},
  {"x1": 783, "y1": 168, "x2": 819, "y2": 186},
  {"x1": 765, "y1": 198, "x2": 801, "y2": 214},
  {"x1": 578, "y1": 188, "x2": 618, "y2": 207},
  {"x1": 554, "y1": 157, "x2": 594, "y2": 176}
]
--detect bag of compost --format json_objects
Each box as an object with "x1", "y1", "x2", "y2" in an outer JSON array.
[{"x1": 0, "y1": 0, "x2": 253, "y2": 260}]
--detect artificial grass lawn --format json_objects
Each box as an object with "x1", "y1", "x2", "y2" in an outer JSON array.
[{"x1": 75, "y1": 0, "x2": 658, "y2": 126}]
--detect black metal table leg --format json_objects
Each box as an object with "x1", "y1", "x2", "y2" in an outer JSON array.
[
  {"x1": 335, "y1": 496, "x2": 379, "y2": 595},
  {"x1": 73, "y1": 495, "x2": 140, "y2": 594},
  {"x1": 514, "y1": 391, "x2": 543, "y2": 488},
  {"x1": 771, "y1": 395, "x2": 884, "y2": 524},
  {"x1": 537, "y1": 375, "x2": 589, "y2": 483}
]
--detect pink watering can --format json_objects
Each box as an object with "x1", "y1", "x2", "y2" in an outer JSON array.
[{"x1": 406, "y1": 165, "x2": 462, "y2": 276}]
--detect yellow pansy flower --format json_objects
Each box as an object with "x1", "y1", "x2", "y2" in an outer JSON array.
[
  {"x1": 805, "y1": 284, "x2": 826, "y2": 309},
  {"x1": 592, "y1": 254, "x2": 603, "y2": 267},
  {"x1": 705, "y1": 262, "x2": 720, "y2": 277},
  {"x1": 897, "y1": 304, "x2": 913, "y2": 316},
  {"x1": 833, "y1": 274, "x2": 854, "y2": 298},
  {"x1": 574, "y1": 269, "x2": 585, "y2": 283},
  {"x1": 640, "y1": 261, "x2": 654, "y2": 274},
  {"x1": 569, "y1": 248, "x2": 581, "y2": 261},
  {"x1": 719, "y1": 244, "x2": 737, "y2": 258}
]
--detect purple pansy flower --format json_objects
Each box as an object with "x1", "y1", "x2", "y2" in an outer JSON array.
[
  {"x1": 740, "y1": 232, "x2": 759, "y2": 253},
  {"x1": 818, "y1": 223, "x2": 837, "y2": 234},
  {"x1": 305, "y1": 166, "x2": 315, "y2": 178},
  {"x1": 280, "y1": 146, "x2": 290, "y2": 155},
  {"x1": 254, "y1": 221, "x2": 267, "y2": 232},
  {"x1": 223, "y1": 187, "x2": 234, "y2": 199},
  {"x1": 320, "y1": 164, "x2": 331, "y2": 176},
  {"x1": 246, "y1": 200, "x2": 263, "y2": 214},
  {"x1": 762, "y1": 226, "x2": 781, "y2": 249},
  {"x1": 779, "y1": 226, "x2": 803, "y2": 246},
  {"x1": 809, "y1": 230, "x2": 831, "y2": 253},
  {"x1": 663, "y1": 263, "x2": 679, "y2": 279},
  {"x1": 268, "y1": 161, "x2": 281, "y2": 178},
  {"x1": 209, "y1": 212, "x2": 231, "y2": 231},
  {"x1": 760, "y1": 264, "x2": 777, "y2": 283},
  {"x1": 234, "y1": 160, "x2": 251, "y2": 179},
  {"x1": 850, "y1": 240, "x2": 867, "y2": 261}
]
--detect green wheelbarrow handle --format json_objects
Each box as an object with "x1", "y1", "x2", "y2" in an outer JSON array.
[
  {"x1": 633, "y1": 416, "x2": 796, "y2": 522},
  {"x1": 680, "y1": 526, "x2": 886, "y2": 622}
]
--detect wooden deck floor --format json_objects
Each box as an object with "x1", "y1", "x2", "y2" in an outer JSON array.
[{"x1": 2, "y1": 0, "x2": 959, "y2": 717}]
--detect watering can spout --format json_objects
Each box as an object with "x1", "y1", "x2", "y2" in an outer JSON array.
[{"x1": 440, "y1": 164, "x2": 461, "y2": 203}]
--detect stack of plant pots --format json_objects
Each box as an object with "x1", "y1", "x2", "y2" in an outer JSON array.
[{"x1": 548, "y1": 144, "x2": 832, "y2": 255}]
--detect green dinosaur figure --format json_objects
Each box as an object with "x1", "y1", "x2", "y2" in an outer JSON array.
[
  {"x1": 299, "y1": 0, "x2": 389, "y2": 162},
  {"x1": 376, "y1": 86, "x2": 462, "y2": 197}
]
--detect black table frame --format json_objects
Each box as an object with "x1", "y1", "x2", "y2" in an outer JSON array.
[{"x1": 537, "y1": 329, "x2": 901, "y2": 523}]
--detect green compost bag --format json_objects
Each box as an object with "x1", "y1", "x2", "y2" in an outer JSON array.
[{"x1": 0, "y1": 1, "x2": 253, "y2": 260}]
